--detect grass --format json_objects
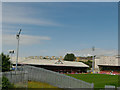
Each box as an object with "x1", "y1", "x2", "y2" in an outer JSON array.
[
  {"x1": 14, "y1": 82, "x2": 27, "y2": 88},
  {"x1": 28, "y1": 81, "x2": 61, "y2": 89},
  {"x1": 14, "y1": 81, "x2": 61, "y2": 89},
  {"x1": 67, "y1": 74, "x2": 119, "y2": 88}
]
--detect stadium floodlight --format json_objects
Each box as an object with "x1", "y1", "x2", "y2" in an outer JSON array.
[
  {"x1": 16, "y1": 29, "x2": 21, "y2": 71},
  {"x1": 9, "y1": 50, "x2": 15, "y2": 59},
  {"x1": 9, "y1": 50, "x2": 14, "y2": 70},
  {"x1": 92, "y1": 46, "x2": 95, "y2": 73}
]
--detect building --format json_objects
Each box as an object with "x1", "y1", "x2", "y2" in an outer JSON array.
[
  {"x1": 95, "y1": 55, "x2": 120, "y2": 74},
  {"x1": 76, "y1": 56, "x2": 92, "y2": 62},
  {"x1": 50, "y1": 56, "x2": 56, "y2": 60},
  {"x1": 45, "y1": 56, "x2": 50, "y2": 59},
  {"x1": 39, "y1": 56, "x2": 43, "y2": 59},
  {"x1": 11, "y1": 58, "x2": 89, "y2": 73},
  {"x1": 59, "y1": 56, "x2": 63, "y2": 60}
]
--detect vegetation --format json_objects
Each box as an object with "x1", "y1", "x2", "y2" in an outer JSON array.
[
  {"x1": 1, "y1": 53, "x2": 12, "y2": 72},
  {"x1": 64, "y1": 53, "x2": 76, "y2": 61},
  {"x1": 14, "y1": 82, "x2": 27, "y2": 88},
  {"x1": 2, "y1": 76, "x2": 14, "y2": 89},
  {"x1": 1, "y1": 53, "x2": 13, "y2": 89},
  {"x1": 28, "y1": 81, "x2": 61, "y2": 89},
  {"x1": 79, "y1": 60, "x2": 92, "y2": 70},
  {"x1": 67, "y1": 74, "x2": 119, "y2": 88},
  {"x1": 43, "y1": 57, "x2": 47, "y2": 59},
  {"x1": 78, "y1": 56, "x2": 92, "y2": 60}
]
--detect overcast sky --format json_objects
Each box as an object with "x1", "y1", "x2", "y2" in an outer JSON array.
[{"x1": 2, "y1": 2, "x2": 118, "y2": 57}]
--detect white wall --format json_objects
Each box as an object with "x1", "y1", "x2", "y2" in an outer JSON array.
[{"x1": 95, "y1": 56, "x2": 119, "y2": 70}]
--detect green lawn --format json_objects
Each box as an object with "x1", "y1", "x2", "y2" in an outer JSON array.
[
  {"x1": 67, "y1": 74, "x2": 119, "y2": 88},
  {"x1": 28, "y1": 81, "x2": 61, "y2": 89},
  {"x1": 15, "y1": 81, "x2": 62, "y2": 89}
]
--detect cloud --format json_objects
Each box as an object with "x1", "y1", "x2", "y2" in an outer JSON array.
[
  {"x1": 61, "y1": 48, "x2": 117, "y2": 56},
  {"x1": 2, "y1": 3, "x2": 62, "y2": 26},
  {"x1": 2, "y1": 34, "x2": 51, "y2": 45},
  {"x1": 4, "y1": 17, "x2": 61, "y2": 26}
]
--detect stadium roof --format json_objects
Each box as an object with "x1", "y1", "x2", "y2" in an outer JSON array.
[
  {"x1": 11, "y1": 58, "x2": 89, "y2": 68},
  {"x1": 98, "y1": 64, "x2": 120, "y2": 66}
]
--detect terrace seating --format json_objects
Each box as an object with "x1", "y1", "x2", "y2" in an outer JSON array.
[
  {"x1": 99, "y1": 71, "x2": 120, "y2": 75},
  {"x1": 112, "y1": 71, "x2": 120, "y2": 75},
  {"x1": 99, "y1": 71, "x2": 111, "y2": 74}
]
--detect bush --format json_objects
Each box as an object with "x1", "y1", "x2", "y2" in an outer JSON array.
[{"x1": 2, "y1": 76, "x2": 14, "y2": 89}]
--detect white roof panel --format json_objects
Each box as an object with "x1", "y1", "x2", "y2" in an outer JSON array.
[{"x1": 11, "y1": 58, "x2": 89, "y2": 67}]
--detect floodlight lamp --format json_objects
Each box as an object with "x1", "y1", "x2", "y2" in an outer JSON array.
[
  {"x1": 16, "y1": 29, "x2": 22, "y2": 39},
  {"x1": 16, "y1": 34, "x2": 19, "y2": 39},
  {"x1": 9, "y1": 50, "x2": 14, "y2": 54}
]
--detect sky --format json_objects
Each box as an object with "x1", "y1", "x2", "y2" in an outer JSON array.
[
  {"x1": 1, "y1": 0, "x2": 120, "y2": 2},
  {"x1": 2, "y1": 2, "x2": 118, "y2": 57}
]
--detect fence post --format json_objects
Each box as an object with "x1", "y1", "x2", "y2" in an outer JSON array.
[{"x1": 91, "y1": 83, "x2": 94, "y2": 88}]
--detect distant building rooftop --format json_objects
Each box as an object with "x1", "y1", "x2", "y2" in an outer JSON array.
[{"x1": 11, "y1": 58, "x2": 89, "y2": 68}]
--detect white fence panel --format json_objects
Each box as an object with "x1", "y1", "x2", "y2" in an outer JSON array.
[
  {"x1": 2, "y1": 71, "x2": 28, "y2": 88},
  {"x1": 23, "y1": 65, "x2": 94, "y2": 88}
]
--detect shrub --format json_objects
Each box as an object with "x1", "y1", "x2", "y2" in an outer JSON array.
[
  {"x1": 2, "y1": 76, "x2": 14, "y2": 89},
  {"x1": 1, "y1": 53, "x2": 12, "y2": 72}
]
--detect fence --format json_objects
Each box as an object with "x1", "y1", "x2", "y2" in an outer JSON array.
[
  {"x1": 22, "y1": 65, "x2": 94, "y2": 88},
  {"x1": 105, "y1": 85, "x2": 120, "y2": 90},
  {"x1": 2, "y1": 70, "x2": 28, "y2": 88},
  {"x1": 105, "y1": 85, "x2": 115, "y2": 88},
  {"x1": 117, "y1": 87, "x2": 120, "y2": 90},
  {"x1": 0, "y1": 72, "x2": 2, "y2": 89}
]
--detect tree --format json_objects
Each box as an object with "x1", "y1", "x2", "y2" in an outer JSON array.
[
  {"x1": 64, "y1": 53, "x2": 76, "y2": 61},
  {"x1": 2, "y1": 76, "x2": 14, "y2": 89},
  {"x1": 43, "y1": 57, "x2": 47, "y2": 59},
  {"x1": 1, "y1": 53, "x2": 12, "y2": 72},
  {"x1": 79, "y1": 60, "x2": 92, "y2": 70}
]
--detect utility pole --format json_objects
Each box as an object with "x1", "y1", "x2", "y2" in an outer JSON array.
[
  {"x1": 92, "y1": 46, "x2": 95, "y2": 73},
  {"x1": 16, "y1": 29, "x2": 21, "y2": 71}
]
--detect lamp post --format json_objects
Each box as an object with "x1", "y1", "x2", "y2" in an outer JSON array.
[
  {"x1": 92, "y1": 46, "x2": 95, "y2": 73},
  {"x1": 16, "y1": 29, "x2": 21, "y2": 71}
]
